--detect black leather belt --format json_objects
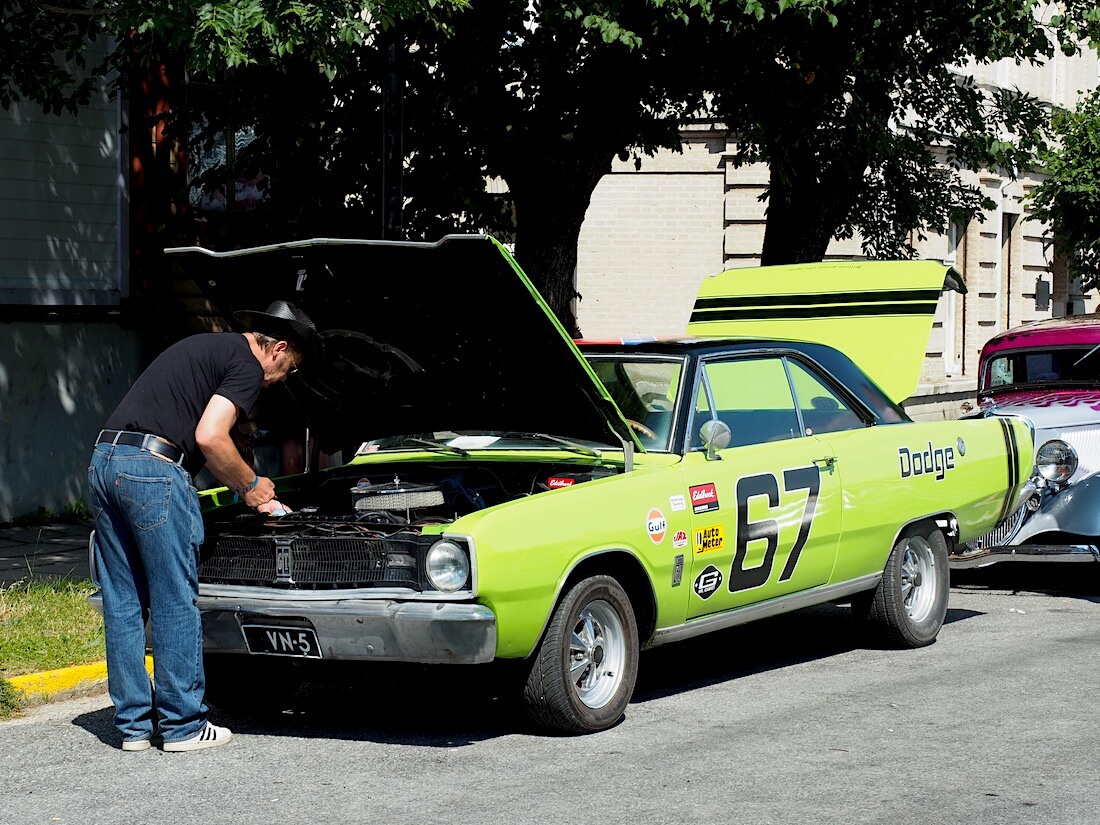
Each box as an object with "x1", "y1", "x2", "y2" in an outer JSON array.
[{"x1": 96, "y1": 429, "x2": 185, "y2": 465}]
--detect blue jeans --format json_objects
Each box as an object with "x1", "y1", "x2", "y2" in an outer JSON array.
[{"x1": 88, "y1": 443, "x2": 207, "y2": 743}]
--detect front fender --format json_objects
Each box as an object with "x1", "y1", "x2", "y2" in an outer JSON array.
[{"x1": 1016, "y1": 473, "x2": 1100, "y2": 542}]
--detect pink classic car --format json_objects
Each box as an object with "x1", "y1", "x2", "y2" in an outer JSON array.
[{"x1": 954, "y1": 315, "x2": 1100, "y2": 567}]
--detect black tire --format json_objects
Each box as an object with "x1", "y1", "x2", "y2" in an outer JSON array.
[
  {"x1": 856, "y1": 525, "x2": 949, "y2": 648},
  {"x1": 523, "y1": 575, "x2": 640, "y2": 734}
]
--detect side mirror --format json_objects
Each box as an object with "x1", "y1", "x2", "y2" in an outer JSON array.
[{"x1": 700, "y1": 419, "x2": 731, "y2": 460}]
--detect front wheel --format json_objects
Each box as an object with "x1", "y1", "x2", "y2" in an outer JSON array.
[
  {"x1": 856, "y1": 526, "x2": 949, "y2": 648},
  {"x1": 523, "y1": 575, "x2": 639, "y2": 734}
]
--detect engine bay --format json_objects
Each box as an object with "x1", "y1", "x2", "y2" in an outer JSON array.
[{"x1": 208, "y1": 459, "x2": 625, "y2": 539}]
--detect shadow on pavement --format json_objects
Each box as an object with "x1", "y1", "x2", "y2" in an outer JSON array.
[{"x1": 951, "y1": 563, "x2": 1100, "y2": 602}]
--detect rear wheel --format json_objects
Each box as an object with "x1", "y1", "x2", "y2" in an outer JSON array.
[
  {"x1": 856, "y1": 526, "x2": 949, "y2": 648},
  {"x1": 523, "y1": 575, "x2": 639, "y2": 734}
]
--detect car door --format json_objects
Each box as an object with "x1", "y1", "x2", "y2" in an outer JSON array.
[{"x1": 682, "y1": 354, "x2": 844, "y2": 619}]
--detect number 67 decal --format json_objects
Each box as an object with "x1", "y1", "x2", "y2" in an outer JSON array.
[{"x1": 727, "y1": 466, "x2": 820, "y2": 594}]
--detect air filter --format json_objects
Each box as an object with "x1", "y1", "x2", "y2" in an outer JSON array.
[{"x1": 352, "y1": 477, "x2": 445, "y2": 511}]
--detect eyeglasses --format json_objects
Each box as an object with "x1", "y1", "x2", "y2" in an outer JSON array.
[{"x1": 284, "y1": 349, "x2": 301, "y2": 376}]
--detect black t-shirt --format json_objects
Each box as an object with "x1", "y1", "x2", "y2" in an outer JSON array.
[{"x1": 105, "y1": 333, "x2": 264, "y2": 474}]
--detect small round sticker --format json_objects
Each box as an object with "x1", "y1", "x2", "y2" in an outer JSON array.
[{"x1": 646, "y1": 508, "x2": 667, "y2": 544}]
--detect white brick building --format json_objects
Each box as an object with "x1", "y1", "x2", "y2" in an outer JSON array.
[{"x1": 577, "y1": 45, "x2": 1100, "y2": 420}]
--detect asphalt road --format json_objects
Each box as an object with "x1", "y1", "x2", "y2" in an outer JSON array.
[{"x1": 3, "y1": 566, "x2": 1098, "y2": 825}]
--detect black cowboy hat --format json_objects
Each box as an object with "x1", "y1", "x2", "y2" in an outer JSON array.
[{"x1": 233, "y1": 300, "x2": 323, "y2": 358}]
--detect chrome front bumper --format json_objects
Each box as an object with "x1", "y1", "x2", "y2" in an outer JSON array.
[
  {"x1": 949, "y1": 543, "x2": 1100, "y2": 570},
  {"x1": 89, "y1": 592, "x2": 498, "y2": 664}
]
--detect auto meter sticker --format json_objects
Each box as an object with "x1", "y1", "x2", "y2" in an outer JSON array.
[
  {"x1": 669, "y1": 494, "x2": 687, "y2": 512},
  {"x1": 694, "y1": 524, "x2": 725, "y2": 554},
  {"x1": 672, "y1": 529, "x2": 688, "y2": 549},
  {"x1": 694, "y1": 565, "x2": 723, "y2": 599},
  {"x1": 547, "y1": 477, "x2": 575, "y2": 488},
  {"x1": 689, "y1": 482, "x2": 720, "y2": 514},
  {"x1": 646, "y1": 508, "x2": 667, "y2": 544}
]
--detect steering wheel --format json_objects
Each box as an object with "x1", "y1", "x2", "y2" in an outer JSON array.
[{"x1": 626, "y1": 418, "x2": 657, "y2": 440}]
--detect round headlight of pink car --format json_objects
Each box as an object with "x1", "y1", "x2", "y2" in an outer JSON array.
[{"x1": 1036, "y1": 439, "x2": 1078, "y2": 484}]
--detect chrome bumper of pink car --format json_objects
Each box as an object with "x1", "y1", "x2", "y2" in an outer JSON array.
[{"x1": 949, "y1": 543, "x2": 1100, "y2": 569}]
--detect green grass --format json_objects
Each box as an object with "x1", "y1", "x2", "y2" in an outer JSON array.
[
  {"x1": 0, "y1": 579, "x2": 105, "y2": 679},
  {"x1": 0, "y1": 679, "x2": 18, "y2": 718},
  {"x1": 0, "y1": 578, "x2": 108, "y2": 719}
]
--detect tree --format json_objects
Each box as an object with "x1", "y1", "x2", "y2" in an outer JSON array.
[
  {"x1": 1028, "y1": 88, "x2": 1100, "y2": 292},
  {"x1": 704, "y1": 0, "x2": 1065, "y2": 265},
  {"x1": 0, "y1": 1, "x2": 462, "y2": 112}
]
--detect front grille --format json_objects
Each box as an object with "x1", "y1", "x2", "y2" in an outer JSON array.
[
  {"x1": 966, "y1": 505, "x2": 1028, "y2": 551},
  {"x1": 200, "y1": 534, "x2": 426, "y2": 589}
]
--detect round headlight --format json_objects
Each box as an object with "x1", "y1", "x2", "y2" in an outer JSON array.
[
  {"x1": 426, "y1": 540, "x2": 470, "y2": 592},
  {"x1": 1036, "y1": 439, "x2": 1078, "y2": 484}
]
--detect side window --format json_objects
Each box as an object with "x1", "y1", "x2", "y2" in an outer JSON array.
[
  {"x1": 694, "y1": 357, "x2": 800, "y2": 449},
  {"x1": 788, "y1": 360, "x2": 864, "y2": 435}
]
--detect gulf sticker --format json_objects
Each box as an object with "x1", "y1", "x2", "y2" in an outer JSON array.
[
  {"x1": 689, "y1": 482, "x2": 720, "y2": 514},
  {"x1": 672, "y1": 529, "x2": 688, "y2": 549},
  {"x1": 694, "y1": 524, "x2": 725, "y2": 554},
  {"x1": 646, "y1": 508, "x2": 667, "y2": 544},
  {"x1": 547, "y1": 477, "x2": 575, "y2": 488}
]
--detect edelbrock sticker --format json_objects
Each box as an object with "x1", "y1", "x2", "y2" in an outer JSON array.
[
  {"x1": 689, "y1": 482, "x2": 720, "y2": 514},
  {"x1": 547, "y1": 477, "x2": 575, "y2": 488}
]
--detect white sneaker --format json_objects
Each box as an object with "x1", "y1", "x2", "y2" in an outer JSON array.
[
  {"x1": 121, "y1": 737, "x2": 153, "y2": 752},
  {"x1": 163, "y1": 722, "x2": 233, "y2": 752}
]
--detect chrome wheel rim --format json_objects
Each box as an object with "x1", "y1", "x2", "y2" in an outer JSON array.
[
  {"x1": 901, "y1": 535, "x2": 936, "y2": 623},
  {"x1": 569, "y1": 599, "x2": 626, "y2": 709}
]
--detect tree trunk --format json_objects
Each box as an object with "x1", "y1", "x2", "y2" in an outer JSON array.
[
  {"x1": 509, "y1": 159, "x2": 608, "y2": 338},
  {"x1": 759, "y1": 162, "x2": 839, "y2": 265}
]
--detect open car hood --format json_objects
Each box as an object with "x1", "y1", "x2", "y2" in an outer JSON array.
[
  {"x1": 686, "y1": 260, "x2": 965, "y2": 404},
  {"x1": 164, "y1": 235, "x2": 640, "y2": 453}
]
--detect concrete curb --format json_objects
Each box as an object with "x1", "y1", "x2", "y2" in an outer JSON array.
[{"x1": 8, "y1": 656, "x2": 153, "y2": 701}]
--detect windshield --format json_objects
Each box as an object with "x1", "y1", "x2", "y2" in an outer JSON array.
[
  {"x1": 585, "y1": 357, "x2": 684, "y2": 451},
  {"x1": 983, "y1": 347, "x2": 1100, "y2": 392}
]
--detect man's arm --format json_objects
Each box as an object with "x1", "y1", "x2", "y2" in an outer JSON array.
[{"x1": 195, "y1": 394, "x2": 276, "y2": 508}]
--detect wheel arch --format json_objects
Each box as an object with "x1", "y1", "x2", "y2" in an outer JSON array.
[
  {"x1": 890, "y1": 511, "x2": 959, "y2": 555},
  {"x1": 530, "y1": 549, "x2": 658, "y2": 657}
]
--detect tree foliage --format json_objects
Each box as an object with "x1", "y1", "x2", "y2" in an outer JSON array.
[
  {"x1": 704, "y1": 0, "x2": 1067, "y2": 264},
  {"x1": 5, "y1": 0, "x2": 1100, "y2": 330},
  {"x1": 1, "y1": 1, "x2": 465, "y2": 112},
  {"x1": 1028, "y1": 88, "x2": 1100, "y2": 292}
]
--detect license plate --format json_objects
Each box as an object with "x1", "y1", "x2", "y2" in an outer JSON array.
[{"x1": 241, "y1": 624, "x2": 323, "y2": 658}]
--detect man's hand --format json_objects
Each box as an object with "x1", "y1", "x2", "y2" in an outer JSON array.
[
  {"x1": 243, "y1": 477, "x2": 277, "y2": 509},
  {"x1": 256, "y1": 498, "x2": 292, "y2": 516}
]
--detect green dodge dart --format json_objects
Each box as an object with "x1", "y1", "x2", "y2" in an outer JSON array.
[{"x1": 92, "y1": 235, "x2": 1033, "y2": 734}]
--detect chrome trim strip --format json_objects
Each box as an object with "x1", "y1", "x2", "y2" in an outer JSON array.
[
  {"x1": 198, "y1": 583, "x2": 474, "y2": 602},
  {"x1": 949, "y1": 544, "x2": 1100, "y2": 569},
  {"x1": 649, "y1": 574, "x2": 881, "y2": 646}
]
